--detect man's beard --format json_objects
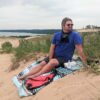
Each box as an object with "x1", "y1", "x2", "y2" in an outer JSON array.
[{"x1": 63, "y1": 28, "x2": 72, "y2": 33}]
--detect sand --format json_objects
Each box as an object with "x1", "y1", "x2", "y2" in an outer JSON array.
[{"x1": 0, "y1": 37, "x2": 100, "y2": 100}]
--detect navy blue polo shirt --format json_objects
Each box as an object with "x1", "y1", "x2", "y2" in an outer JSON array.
[{"x1": 51, "y1": 31, "x2": 82, "y2": 61}]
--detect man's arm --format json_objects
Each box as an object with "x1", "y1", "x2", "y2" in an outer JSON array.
[
  {"x1": 75, "y1": 44, "x2": 88, "y2": 67},
  {"x1": 49, "y1": 44, "x2": 55, "y2": 60}
]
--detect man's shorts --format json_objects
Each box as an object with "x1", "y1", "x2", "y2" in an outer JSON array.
[{"x1": 43, "y1": 57, "x2": 67, "y2": 67}]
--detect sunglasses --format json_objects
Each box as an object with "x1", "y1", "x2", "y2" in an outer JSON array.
[{"x1": 67, "y1": 24, "x2": 73, "y2": 27}]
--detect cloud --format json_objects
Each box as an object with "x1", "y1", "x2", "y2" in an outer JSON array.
[{"x1": 0, "y1": 0, "x2": 100, "y2": 29}]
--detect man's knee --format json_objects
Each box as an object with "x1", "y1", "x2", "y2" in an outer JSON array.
[{"x1": 49, "y1": 59, "x2": 59, "y2": 66}]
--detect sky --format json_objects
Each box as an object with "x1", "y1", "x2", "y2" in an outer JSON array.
[{"x1": 0, "y1": 0, "x2": 100, "y2": 29}]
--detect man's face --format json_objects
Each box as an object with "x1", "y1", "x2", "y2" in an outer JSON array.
[{"x1": 62, "y1": 21, "x2": 73, "y2": 33}]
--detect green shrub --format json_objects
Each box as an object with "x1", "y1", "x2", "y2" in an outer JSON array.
[{"x1": 2, "y1": 42, "x2": 13, "y2": 53}]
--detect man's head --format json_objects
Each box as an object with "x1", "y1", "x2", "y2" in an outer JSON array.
[{"x1": 61, "y1": 17, "x2": 73, "y2": 33}]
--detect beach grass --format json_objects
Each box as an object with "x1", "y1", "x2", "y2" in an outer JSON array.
[{"x1": 1, "y1": 33, "x2": 100, "y2": 73}]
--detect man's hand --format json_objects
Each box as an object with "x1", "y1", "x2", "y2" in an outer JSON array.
[{"x1": 75, "y1": 44, "x2": 89, "y2": 68}]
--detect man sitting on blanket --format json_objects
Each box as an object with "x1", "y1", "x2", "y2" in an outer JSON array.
[{"x1": 18, "y1": 17, "x2": 88, "y2": 80}]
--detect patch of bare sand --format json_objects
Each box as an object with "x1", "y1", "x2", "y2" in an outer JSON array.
[{"x1": 0, "y1": 54, "x2": 100, "y2": 100}]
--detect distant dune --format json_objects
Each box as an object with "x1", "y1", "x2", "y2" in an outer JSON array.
[{"x1": 77, "y1": 29, "x2": 100, "y2": 33}]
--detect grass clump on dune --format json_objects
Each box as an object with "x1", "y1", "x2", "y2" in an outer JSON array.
[
  {"x1": 82, "y1": 32, "x2": 100, "y2": 74},
  {"x1": 1, "y1": 41, "x2": 13, "y2": 53},
  {"x1": 9, "y1": 36, "x2": 51, "y2": 70}
]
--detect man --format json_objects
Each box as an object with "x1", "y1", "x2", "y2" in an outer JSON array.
[{"x1": 19, "y1": 17, "x2": 87, "y2": 80}]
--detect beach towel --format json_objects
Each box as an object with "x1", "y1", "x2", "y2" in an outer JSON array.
[{"x1": 12, "y1": 58, "x2": 83, "y2": 97}]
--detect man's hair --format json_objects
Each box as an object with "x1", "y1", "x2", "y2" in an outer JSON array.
[{"x1": 61, "y1": 17, "x2": 72, "y2": 27}]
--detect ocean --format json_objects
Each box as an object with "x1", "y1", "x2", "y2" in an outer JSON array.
[{"x1": 0, "y1": 32, "x2": 46, "y2": 37}]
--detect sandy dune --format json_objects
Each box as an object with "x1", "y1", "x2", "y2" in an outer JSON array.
[
  {"x1": 34, "y1": 72, "x2": 100, "y2": 100},
  {"x1": 0, "y1": 54, "x2": 100, "y2": 100},
  {"x1": 0, "y1": 37, "x2": 100, "y2": 100}
]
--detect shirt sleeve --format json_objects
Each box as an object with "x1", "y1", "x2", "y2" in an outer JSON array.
[
  {"x1": 74, "y1": 33, "x2": 82, "y2": 45},
  {"x1": 51, "y1": 33, "x2": 56, "y2": 44}
]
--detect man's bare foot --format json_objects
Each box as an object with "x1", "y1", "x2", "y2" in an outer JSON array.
[{"x1": 27, "y1": 75, "x2": 35, "y2": 79}]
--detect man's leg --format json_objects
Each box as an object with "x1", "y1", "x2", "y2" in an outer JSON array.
[
  {"x1": 27, "y1": 59, "x2": 59, "y2": 79},
  {"x1": 18, "y1": 61, "x2": 47, "y2": 80}
]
